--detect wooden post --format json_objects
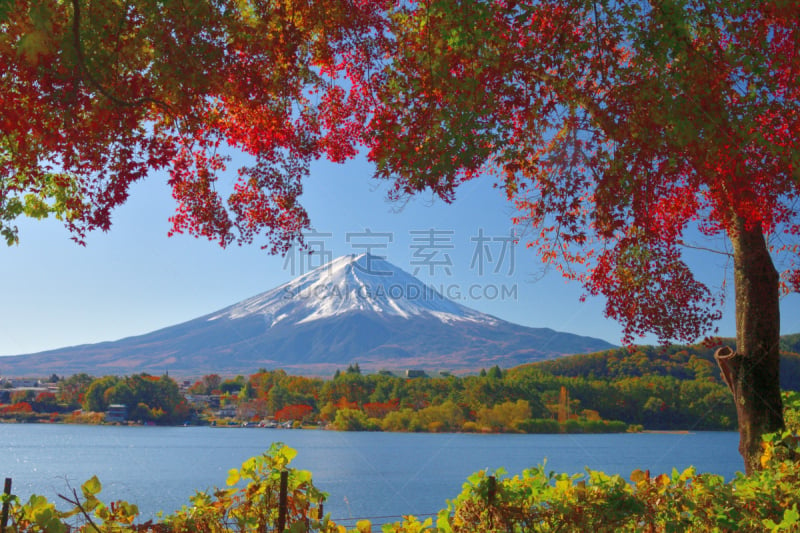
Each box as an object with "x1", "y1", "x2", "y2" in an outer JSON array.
[
  {"x1": 487, "y1": 475, "x2": 496, "y2": 529},
  {"x1": 318, "y1": 502, "x2": 324, "y2": 520},
  {"x1": 487, "y1": 475, "x2": 496, "y2": 506},
  {"x1": 277, "y1": 470, "x2": 288, "y2": 532},
  {"x1": 1, "y1": 477, "x2": 12, "y2": 533}
]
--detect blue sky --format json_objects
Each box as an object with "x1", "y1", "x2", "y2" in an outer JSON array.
[{"x1": 2, "y1": 153, "x2": 799, "y2": 358}]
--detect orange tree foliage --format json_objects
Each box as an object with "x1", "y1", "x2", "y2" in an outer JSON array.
[
  {"x1": 274, "y1": 403, "x2": 313, "y2": 422},
  {"x1": 34, "y1": 391, "x2": 56, "y2": 403},
  {"x1": 1, "y1": 401, "x2": 33, "y2": 414},
  {"x1": 363, "y1": 398, "x2": 400, "y2": 418}
]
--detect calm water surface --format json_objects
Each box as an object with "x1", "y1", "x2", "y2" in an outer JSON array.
[{"x1": 2, "y1": 425, "x2": 741, "y2": 527}]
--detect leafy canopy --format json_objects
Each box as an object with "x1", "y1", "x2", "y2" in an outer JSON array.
[
  {"x1": 2, "y1": 1, "x2": 799, "y2": 344},
  {"x1": 362, "y1": 1, "x2": 799, "y2": 343},
  {"x1": 1, "y1": 0, "x2": 390, "y2": 251}
]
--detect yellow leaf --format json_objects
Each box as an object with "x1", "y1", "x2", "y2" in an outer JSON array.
[
  {"x1": 630, "y1": 469, "x2": 647, "y2": 483},
  {"x1": 81, "y1": 476, "x2": 102, "y2": 497},
  {"x1": 226, "y1": 468, "x2": 241, "y2": 486},
  {"x1": 678, "y1": 466, "x2": 695, "y2": 482},
  {"x1": 760, "y1": 450, "x2": 771, "y2": 469},
  {"x1": 555, "y1": 479, "x2": 570, "y2": 492}
]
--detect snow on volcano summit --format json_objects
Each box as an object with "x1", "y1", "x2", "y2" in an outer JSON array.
[
  {"x1": 210, "y1": 253, "x2": 496, "y2": 327},
  {"x1": 2, "y1": 253, "x2": 616, "y2": 376}
]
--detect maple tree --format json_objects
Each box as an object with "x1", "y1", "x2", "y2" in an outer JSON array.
[
  {"x1": 2, "y1": 0, "x2": 798, "y2": 472},
  {"x1": 0, "y1": 0, "x2": 388, "y2": 250},
  {"x1": 361, "y1": 0, "x2": 799, "y2": 473},
  {"x1": 274, "y1": 402, "x2": 314, "y2": 422}
]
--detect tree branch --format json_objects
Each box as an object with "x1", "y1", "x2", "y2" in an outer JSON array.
[
  {"x1": 58, "y1": 488, "x2": 102, "y2": 532},
  {"x1": 676, "y1": 239, "x2": 733, "y2": 257},
  {"x1": 714, "y1": 345, "x2": 739, "y2": 395},
  {"x1": 70, "y1": 0, "x2": 175, "y2": 117}
]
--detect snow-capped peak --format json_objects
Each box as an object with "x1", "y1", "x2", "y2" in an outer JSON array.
[{"x1": 209, "y1": 253, "x2": 497, "y2": 327}]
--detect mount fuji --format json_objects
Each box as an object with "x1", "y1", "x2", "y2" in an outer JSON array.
[{"x1": 0, "y1": 254, "x2": 614, "y2": 376}]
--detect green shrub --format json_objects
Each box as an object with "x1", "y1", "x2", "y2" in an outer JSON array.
[
  {"x1": 428, "y1": 434, "x2": 800, "y2": 533},
  {"x1": 4, "y1": 433, "x2": 799, "y2": 533},
  {"x1": 5, "y1": 443, "x2": 339, "y2": 533},
  {"x1": 784, "y1": 390, "x2": 800, "y2": 434},
  {"x1": 580, "y1": 419, "x2": 628, "y2": 433},
  {"x1": 515, "y1": 418, "x2": 560, "y2": 433},
  {"x1": 382, "y1": 408, "x2": 424, "y2": 432},
  {"x1": 332, "y1": 408, "x2": 379, "y2": 431}
]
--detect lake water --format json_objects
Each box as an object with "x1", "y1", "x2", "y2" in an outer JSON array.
[{"x1": 2, "y1": 425, "x2": 741, "y2": 528}]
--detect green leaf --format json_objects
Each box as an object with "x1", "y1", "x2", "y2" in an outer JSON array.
[
  {"x1": 42, "y1": 516, "x2": 68, "y2": 533},
  {"x1": 785, "y1": 504, "x2": 800, "y2": 525},
  {"x1": 0, "y1": 0, "x2": 13, "y2": 22},
  {"x1": 275, "y1": 443, "x2": 298, "y2": 465},
  {"x1": 287, "y1": 522, "x2": 308, "y2": 533},
  {"x1": 466, "y1": 470, "x2": 484, "y2": 486},
  {"x1": 22, "y1": 194, "x2": 52, "y2": 218},
  {"x1": 436, "y1": 508, "x2": 454, "y2": 533},
  {"x1": 81, "y1": 475, "x2": 102, "y2": 498},
  {"x1": 766, "y1": 504, "x2": 800, "y2": 531},
  {"x1": 118, "y1": 500, "x2": 139, "y2": 518}
]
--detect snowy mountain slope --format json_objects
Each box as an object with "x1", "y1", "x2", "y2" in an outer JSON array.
[
  {"x1": 0, "y1": 254, "x2": 615, "y2": 376},
  {"x1": 208, "y1": 254, "x2": 495, "y2": 326}
]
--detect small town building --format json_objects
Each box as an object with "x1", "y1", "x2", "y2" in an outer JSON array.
[{"x1": 106, "y1": 404, "x2": 128, "y2": 423}]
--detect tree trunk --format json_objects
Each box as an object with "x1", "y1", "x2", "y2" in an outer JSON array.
[{"x1": 715, "y1": 218, "x2": 784, "y2": 474}]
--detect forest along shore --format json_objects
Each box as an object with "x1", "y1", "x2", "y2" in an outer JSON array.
[{"x1": 5, "y1": 342, "x2": 788, "y2": 433}]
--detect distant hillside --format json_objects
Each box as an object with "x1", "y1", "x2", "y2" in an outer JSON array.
[
  {"x1": 512, "y1": 340, "x2": 800, "y2": 391},
  {"x1": 780, "y1": 333, "x2": 800, "y2": 354}
]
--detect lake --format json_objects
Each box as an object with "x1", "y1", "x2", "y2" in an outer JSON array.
[{"x1": 2, "y1": 425, "x2": 741, "y2": 528}]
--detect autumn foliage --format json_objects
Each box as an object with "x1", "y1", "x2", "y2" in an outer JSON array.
[
  {"x1": 363, "y1": 398, "x2": 400, "y2": 419},
  {"x1": 3, "y1": 0, "x2": 799, "y2": 470},
  {"x1": 0, "y1": 0, "x2": 391, "y2": 251},
  {"x1": 3, "y1": 2, "x2": 797, "y2": 343},
  {"x1": 1, "y1": 401, "x2": 33, "y2": 414},
  {"x1": 359, "y1": 1, "x2": 800, "y2": 347},
  {"x1": 274, "y1": 403, "x2": 313, "y2": 422}
]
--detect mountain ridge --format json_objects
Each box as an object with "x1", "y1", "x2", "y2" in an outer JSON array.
[{"x1": 0, "y1": 254, "x2": 615, "y2": 376}]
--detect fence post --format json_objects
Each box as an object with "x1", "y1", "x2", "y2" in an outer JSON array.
[
  {"x1": 487, "y1": 475, "x2": 496, "y2": 529},
  {"x1": 1, "y1": 477, "x2": 12, "y2": 533},
  {"x1": 277, "y1": 470, "x2": 288, "y2": 532}
]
